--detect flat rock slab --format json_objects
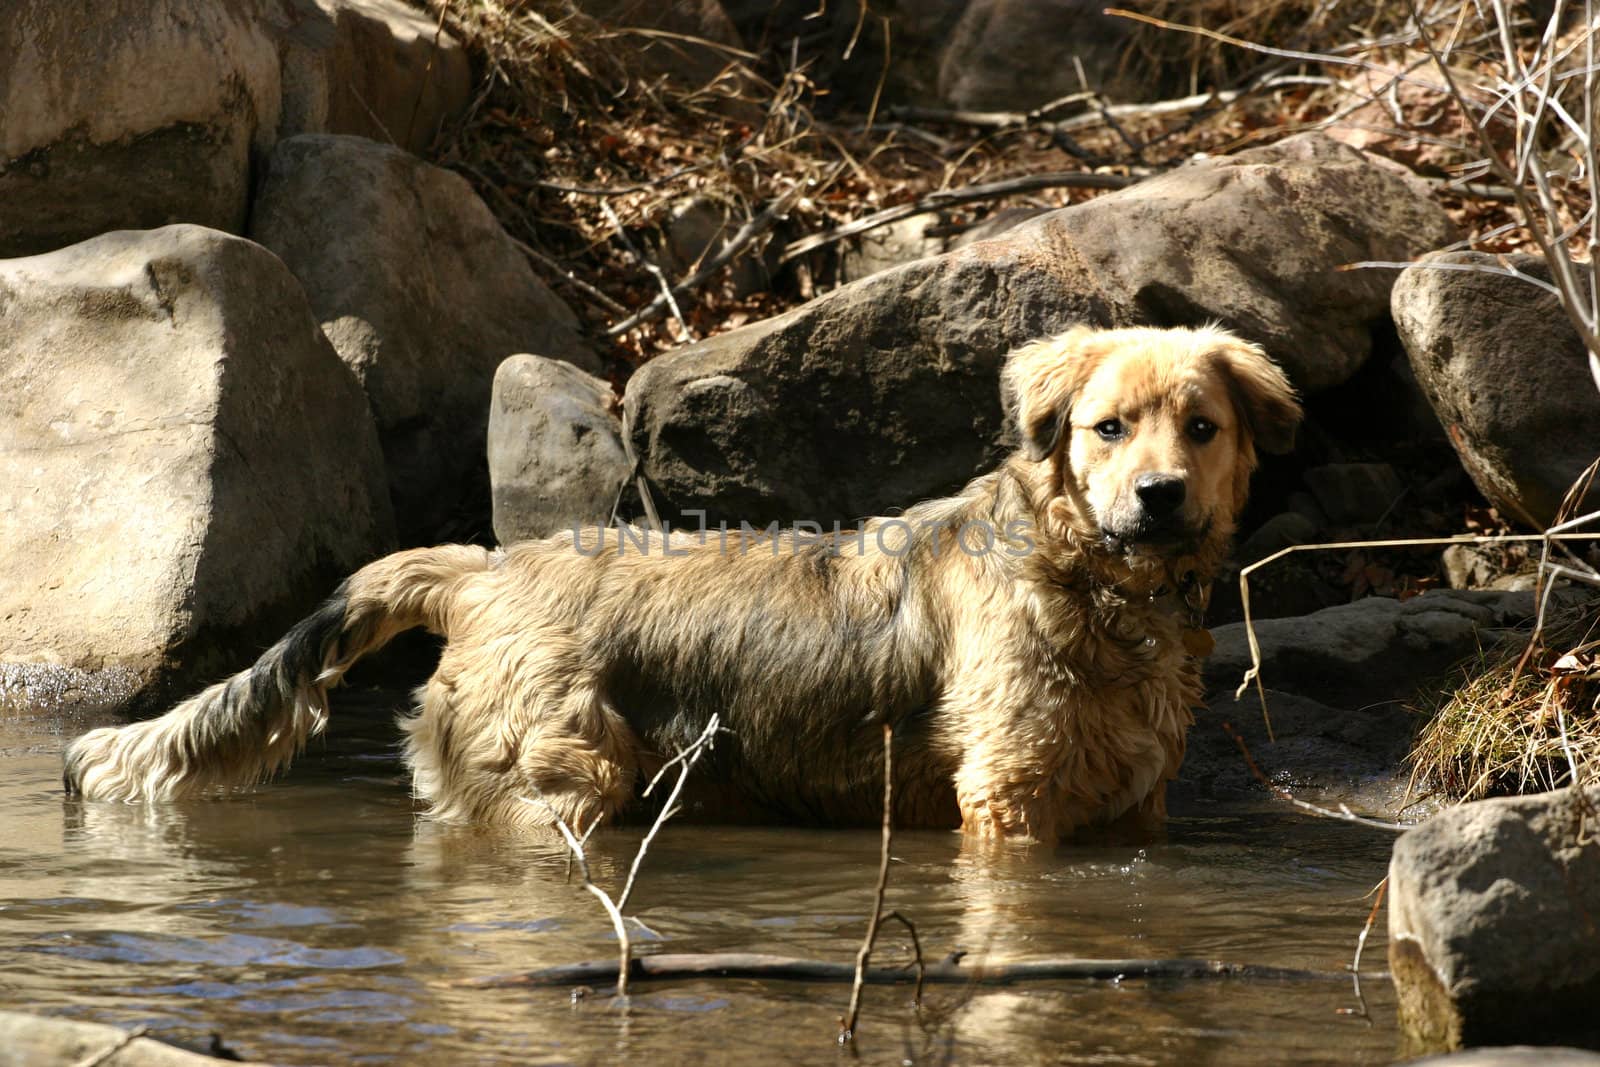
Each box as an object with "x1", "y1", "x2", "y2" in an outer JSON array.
[
  {"x1": 1407, "y1": 1049, "x2": 1600, "y2": 1066},
  {"x1": 1205, "y1": 589, "x2": 1538, "y2": 710},
  {"x1": 1389, "y1": 787, "x2": 1600, "y2": 1052},
  {"x1": 0, "y1": 224, "x2": 393, "y2": 715},
  {"x1": 1174, "y1": 687, "x2": 1421, "y2": 818},
  {"x1": 626, "y1": 134, "x2": 1456, "y2": 527},
  {"x1": 0, "y1": 1009, "x2": 267, "y2": 1066}
]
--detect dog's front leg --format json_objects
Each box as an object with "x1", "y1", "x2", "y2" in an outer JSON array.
[{"x1": 952, "y1": 756, "x2": 1065, "y2": 845}]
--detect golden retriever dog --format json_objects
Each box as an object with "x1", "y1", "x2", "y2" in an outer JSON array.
[{"x1": 63, "y1": 325, "x2": 1299, "y2": 843}]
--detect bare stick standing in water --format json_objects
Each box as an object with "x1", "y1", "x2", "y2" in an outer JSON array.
[{"x1": 840, "y1": 722, "x2": 925, "y2": 1043}]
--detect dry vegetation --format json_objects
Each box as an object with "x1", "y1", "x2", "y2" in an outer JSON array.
[
  {"x1": 420, "y1": 0, "x2": 1590, "y2": 372},
  {"x1": 420, "y1": 0, "x2": 1600, "y2": 800}
]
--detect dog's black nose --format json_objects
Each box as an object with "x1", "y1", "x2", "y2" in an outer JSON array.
[{"x1": 1134, "y1": 473, "x2": 1186, "y2": 516}]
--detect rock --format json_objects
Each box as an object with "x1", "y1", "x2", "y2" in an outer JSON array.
[
  {"x1": 1441, "y1": 543, "x2": 1534, "y2": 591},
  {"x1": 1204, "y1": 589, "x2": 1538, "y2": 710},
  {"x1": 723, "y1": 0, "x2": 967, "y2": 114},
  {"x1": 1058, "y1": 135, "x2": 1456, "y2": 393},
  {"x1": 839, "y1": 216, "x2": 947, "y2": 283},
  {"x1": 1406, "y1": 1049, "x2": 1600, "y2": 1066},
  {"x1": 949, "y1": 207, "x2": 1049, "y2": 249},
  {"x1": 1303, "y1": 462, "x2": 1405, "y2": 526},
  {"x1": 0, "y1": 1008, "x2": 266, "y2": 1066},
  {"x1": 660, "y1": 197, "x2": 771, "y2": 298},
  {"x1": 1286, "y1": 490, "x2": 1327, "y2": 526},
  {"x1": 1235, "y1": 510, "x2": 1320, "y2": 565},
  {"x1": 938, "y1": 0, "x2": 1140, "y2": 110},
  {"x1": 0, "y1": 225, "x2": 394, "y2": 715},
  {"x1": 574, "y1": 0, "x2": 746, "y2": 89},
  {"x1": 249, "y1": 134, "x2": 599, "y2": 544},
  {"x1": 1394, "y1": 251, "x2": 1600, "y2": 528},
  {"x1": 1173, "y1": 686, "x2": 1421, "y2": 817},
  {"x1": 489, "y1": 355, "x2": 630, "y2": 545},
  {"x1": 0, "y1": 0, "x2": 281, "y2": 257},
  {"x1": 627, "y1": 134, "x2": 1457, "y2": 526},
  {"x1": 1388, "y1": 787, "x2": 1600, "y2": 1051},
  {"x1": 272, "y1": 0, "x2": 474, "y2": 155}
]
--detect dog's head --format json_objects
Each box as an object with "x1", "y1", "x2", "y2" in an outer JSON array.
[{"x1": 1002, "y1": 325, "x2": 1301, "y2": 560}]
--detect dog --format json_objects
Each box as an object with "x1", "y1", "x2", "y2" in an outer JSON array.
[{"x1": 62, "y1": 325, "x2": 1299, "y2": 843}]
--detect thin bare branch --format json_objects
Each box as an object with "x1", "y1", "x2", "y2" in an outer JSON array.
[
  {"x1": 1337, "y1": 878, "x2": 1388, "y2": 1022},
  {"x1": 841, "y1": 721, "x2": 895, "y2": 1043},
  {"x1": 522, "y1": 790, "x2": 635, "y2": 997},
  {"x1": 618, "y1": 714, "x2": 723, "y2": 912}
]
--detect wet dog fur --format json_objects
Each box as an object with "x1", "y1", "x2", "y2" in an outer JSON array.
[{"x1": 63, "y1": 325, "x2": 1300, "y2": 843}]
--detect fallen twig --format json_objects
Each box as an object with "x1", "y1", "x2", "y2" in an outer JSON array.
[
  {"x1": 471, "y1": 952, "x2": 1346, "y2": 988},
  {"x1": 510, "y1": 236, "x2": 629, "y2": 316},
  {"x1": 601, "y1": 201, "x2": 694, "y2": 342},
  {"x1": 617, "y1": 715, "x2": 725, "y2": 912},
  {"x1": 523, "y1": 795, "x2": 635, "y2": 995}
]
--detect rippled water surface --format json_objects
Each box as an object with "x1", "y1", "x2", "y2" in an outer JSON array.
[{"x1": 1, "y1": 690, "x2": 1401, "y2": 1065}]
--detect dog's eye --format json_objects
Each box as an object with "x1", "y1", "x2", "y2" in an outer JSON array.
[
  {"x1": 1188, "y1": 417, "x2": 1218, "y2": 443},
  {"x1": 1094, "y1": 419, "x2": 1125, "y2": 441}
]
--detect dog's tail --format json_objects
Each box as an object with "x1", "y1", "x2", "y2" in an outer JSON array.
[{"x1": 63, "y1": 544, "x2": 493, "y2": 802}]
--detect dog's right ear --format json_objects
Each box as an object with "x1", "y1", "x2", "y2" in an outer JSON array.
[{"x1": 1000, "y1": 326, "x2": 1105, "y2": 462}]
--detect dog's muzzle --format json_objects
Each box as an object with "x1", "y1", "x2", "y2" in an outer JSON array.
[{"x1": 1103, "y1": 474, "x2": 1201, "y2": 553}]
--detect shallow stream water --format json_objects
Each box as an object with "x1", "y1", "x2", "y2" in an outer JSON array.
[{"x1": 0, "y1": 688, "x2": 1402, "y2": 1065}]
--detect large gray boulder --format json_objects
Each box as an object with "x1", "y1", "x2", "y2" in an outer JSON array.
[
  {"x1": 626, "y1": 134, "x2": 1457, "y2": 526},
  {"x1": 250, "y1": 134, "x2": 600, "y2": 544},
  {"x1": 272, "y1": 0, "x2": 475, "y2": 155},
  {"x1": 0, "y1": 225, "x2": 394, "y2": 715},
  {"x1": 0, "y1": 0, "x2": 282, "y2": 257},
  {"x1": 1393, "y1": 251, "x2": 1600, "y2": 529},
  {"x1": 1389, "y1": 787, "x2": 1600, "y2": 1050},
  {"x1": 489, "y1": 355, "x2": 630, "y2": 545}
]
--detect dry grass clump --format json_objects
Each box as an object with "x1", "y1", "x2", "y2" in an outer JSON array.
[{"x1": 1410, "y1": 604, "x2": 1600, "y2": 802}]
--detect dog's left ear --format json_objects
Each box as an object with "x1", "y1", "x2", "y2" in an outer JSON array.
[
  {"x1": 1213, "y1": 340, "x2": 1302, "y2": 454},
  {"x1": 1001, "y1": 326, "x2": 1106, "y2": 461}
]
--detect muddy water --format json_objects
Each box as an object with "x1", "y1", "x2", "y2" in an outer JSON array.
[{"x1": 0, "y1": 689, "x2": 1401, "y2": 1065}]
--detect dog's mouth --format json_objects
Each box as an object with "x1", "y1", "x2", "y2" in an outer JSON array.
[{"x1": 1101, "y1": 516, "x2": 1209, "y2": 557}]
